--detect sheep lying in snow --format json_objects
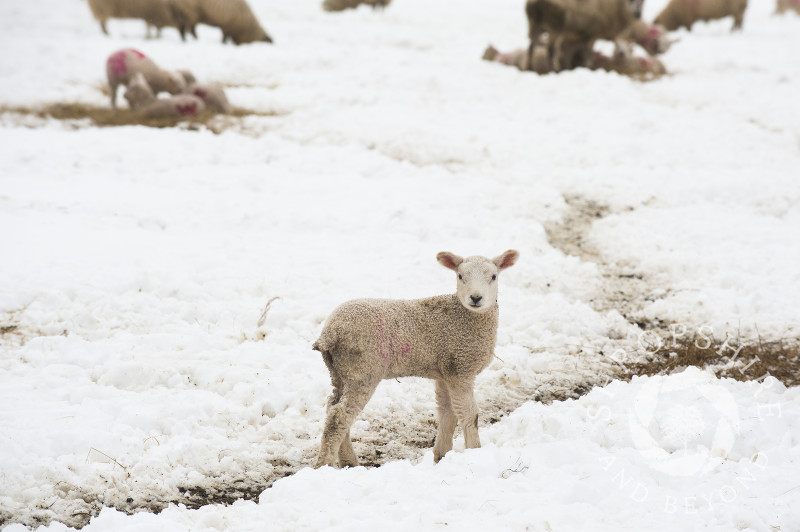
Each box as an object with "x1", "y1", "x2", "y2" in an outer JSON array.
[
  {"x1": 313, "y1": 250, "x2": 519, "y2": 468},
  {"x1": 654, "y1": 0, "x2": 748, "y2": 31},
  {"x1": 526, "y1": 0, "x2": 674, "y2": 71},
  {"x1": 107, "y1": 49, "x2": 185, "y2": 109},
  {"x1": 177, "y1": 70, "x2": 233, "y2": 114},
  {"x1": 87, "y1": 0, "x2": 190, "y2": 39},
  {"x1": 172, "y1": 0, "x2": 273, "y2": 44},
  {"x1": 593, "y1": 51, "x2": 667, "y2": 78},
  {"x1": 482, "y1": 45, "x2": 551, "y2": 74},
  {"x1": 124, "y1": 72, "x2": 206, "y2": 118},
  {"x1": 322, "y1": 0, "x2": 392, "y2": 11},
  {"x1": 776, "y1": 0, "x2": 800, "y2": 14}
]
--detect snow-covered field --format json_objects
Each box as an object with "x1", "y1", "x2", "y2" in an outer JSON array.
[{"x1": 1, "y1": 0, "x2": 799, "y2": 530}]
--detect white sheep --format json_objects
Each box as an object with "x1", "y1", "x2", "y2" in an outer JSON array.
[
  {"x1": 107, "y1": 49, "x2": 186, "y2": 109},
  {"x1": 654, "y1": 0, "x2": 749, "y2": 31},
  {"x1": 184, "y1": 83, "x2": 233, "y2": 114},
  {"x1": 312, "y1": 250, "x2": 519, "y2": 468},
  {"x1": 775, "y1": 0, "x2": 800, "y2": 14},
  {"x1": 87, "y1": 0, "x2": 187, "y2": 39},
  {"x1": 174, "y1": 0, "x2": 273, "y2": 44},
  {"x1": 124, "y1": 72, "x2": 206, "y2": 118}
]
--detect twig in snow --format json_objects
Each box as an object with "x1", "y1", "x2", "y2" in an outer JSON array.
[{"x1": 257, "y1": 297, "x2": 281, "y2": 328}]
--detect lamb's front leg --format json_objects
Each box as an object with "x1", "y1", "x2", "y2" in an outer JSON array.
[
  {"x1": 447, "y1": 379, "x2": 481, "y2": 450},
  {"x1": 433, "y1": 380, "x2": 457, "y2": 463}
]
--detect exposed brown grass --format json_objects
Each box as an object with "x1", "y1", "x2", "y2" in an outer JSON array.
[
  {"x1": 0, "y1": 103, "x2": 282, "y2": 133},
  {"x1": 624, "y1": 330, "x2": 800, "y2": 387}
]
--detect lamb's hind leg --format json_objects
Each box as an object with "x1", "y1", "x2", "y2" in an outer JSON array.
[
  {"x1": 323, "y1": 372, "x2": 358, "y2": 467},
  {"x1": 433, "y1": 380, "x2": 457, "y2": 463},
  {"x1": 315, "y1": 378, "x2": 378, "y2": 468},
  {"x1": 447, "y1": 379, "x2": 481, "y2": 450}
]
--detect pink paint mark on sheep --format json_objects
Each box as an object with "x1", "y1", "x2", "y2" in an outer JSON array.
[
  {"x1": 791, "y1": 0, "x2": 799, "y2": 5},
  {"x1": 107, "y1": 51, "x2": 128, "y2": 77},
  {"x1": 193, "y1": 88, "x2": 208, "y2": 99},
  {"x1": 399, "y1": 344, "x2": 410, "y2": 356},
  {"x1": 176, "y1": 102, "x2": 198, "y2": 116}
]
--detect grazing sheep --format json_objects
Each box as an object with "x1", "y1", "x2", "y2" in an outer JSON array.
[
  {"x1": 482, "y1": 44, "x2": 551, "y2": 74},
  {"x1": 107, "y1": 49, "x2": 185, "y2": 109},
  {"x1": 775, "y1": 0, "x2": 800, "y2": 14},
  {"x1": 124, "y1": 72, "x2": 206, "y2": 118},
  {"x1": 526, "y1": 0, "x2": 674, "y2": 71},
  {"x1": 322, "y1": 0, "x2": 392, "y2": 11},
  {"x1": 184, "y1": 0, "x2": 273, "y2": 44},
  {"x1": 313, "y1": 250, "x2": 519, "y2": 468},
  {"x1": 654, "y1": 0, "x2": 748, "y2": 31},
  {"x1": 87, "y1": 0, "x2": 190, "y2": 39}
]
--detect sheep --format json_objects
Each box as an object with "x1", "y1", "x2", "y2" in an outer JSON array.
[
  {"x1": 185, "y1": 82, "x2": 233, "y2": 114},
  {"x1": 526, "y1": 0, "x2": 674, "y2": 71},
  {"x1": 312, "y1": 250, "x2": 519, "y2": 468},
  {"x1": 654, "y1": 0, "x2": 748, "y2": 31},
  {"x1": 482, "y1": 44, "x2": 551, "y2": 74},
  {"x1": 87, "y1": 0, "x2": 191, "y2": 39},
  {"x1": 322, "y1": 0, "x2": 392, "y2": 11},
  {"x1": 124, "y1": 72, "x2": 207, "y2": 118},
  {"x1": 107, "y1": 49, "x2": 186, "y2": 109},
  {"x1": 176, "y1": 0, "x2": 273, "y2": 44},
  {"x1": 592, "y1": 50, "x2": 667, "y2": 78},
  {"x1": 775, "y1": 0, "x2": 800, "y2": 14}
]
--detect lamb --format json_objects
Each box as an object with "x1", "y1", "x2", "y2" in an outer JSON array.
[
  {"x1": 775, "y1": 0, "x2": 800, "y2": 14},
  {"x1": 482, "y1": 44, "x2": 551, "y2": 74},
  {"x1": 124, "y1": 72, "x2": 206, "y2": 118},
  {"x1": 322, "y1": 0, "x2": 392, "y2": 11},
  {"x1": 87, "y1": 0, "x2": 189, "y2": 39},
  {"x1": 592, "y1": 51, "x2": 667, "y2": 78},
  {"x1": 106, "y1": 49, "x2": 185, "y2": 109},
  {"x1": 526, "y1": 0, "x2": 673, "y2": 71},
  {"x1": 312, "y1": 250, "x2": 519, "y2": 468},
  {"x1": 185, "y1": 82, "x2": 233, "y2": 114},
  {"x1": 175, "y1": 0, "x2": 273, "y2": 44},
  {"x1": 654, "y1": 0, "x2": 748, "y2": 31}
]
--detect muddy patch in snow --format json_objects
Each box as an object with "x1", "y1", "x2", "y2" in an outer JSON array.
[{"x1": 0, "y1": 103, "x2": 283, "y2": 134}]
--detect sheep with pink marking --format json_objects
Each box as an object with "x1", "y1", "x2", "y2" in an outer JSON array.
[
  {"x1": 106, "y1": 49, "x2": 185, "y2": 109},
  {"x1": 124, "y1": 72, "x2": 206, "y2": 119},
  {"x1": 312, "y1": 249, "x2": 519, "y2": 468}
]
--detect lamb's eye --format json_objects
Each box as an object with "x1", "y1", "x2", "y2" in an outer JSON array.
[
  {"x1": 491, "y1": 274, "x2": 497, "y2": 280},
  {"x1": 458, "y1": 274, "x2": 463, "y2": 280}
]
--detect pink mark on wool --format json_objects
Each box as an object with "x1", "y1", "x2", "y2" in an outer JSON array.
[
  {"x1": 127, "y1": 49, "x2": 146, "y2": 59},
  {"x1": 640, "y1": 26, "x2": 662, "y2": 50},
  {"x1": 399, "y1": 344, "x2": 411, "y2": 356},
  {"x1": 638, "y1": 57, "x2": 655, "y2": 69},
  {"x1": 107, "y1": 51, "x2": 128, "y2": 77},
  {"x1": 176, "y1": 102, "x2": 198, "y2": 115},
  {"x1": 791, "y1": 0, "x2": 799, "y2": 5},
  {"x1": 193, "y1": 87, "x2": 208, "y2": 99}
]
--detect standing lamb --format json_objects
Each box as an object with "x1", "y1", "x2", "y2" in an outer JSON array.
[
  {"x1": 775, "y1": 0, "x2": 800, "y2": 14},
  {"x1": 124, "y1": 72, "x2": 207, "y2": 118},
  {"x1": 87, "y1": 0, "x2": 188, "y2": 39},
  {"x1": 313, "y1": 250, "x2": 519, "y2": 468},
  {"x1": 654, "y1": 0, "x2": 748, "y2": 31},
  {"x1": 107, "y1": 49, "x2": 186, "y2": 109}
]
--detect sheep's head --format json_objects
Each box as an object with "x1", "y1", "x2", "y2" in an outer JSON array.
[
  {"x1": 166, "y1": 71, "x2": 187, "y2": 95},
  {"x1": 124, "y1": 72, "x2": 155, "y2": 109},
  {"x1": 437, "y1": 250, "x2": 519, "y2": 313}
]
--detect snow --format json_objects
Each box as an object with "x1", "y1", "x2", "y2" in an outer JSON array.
[{"x1": 1, "y1": 0, "x2": 799, "y2": 530}]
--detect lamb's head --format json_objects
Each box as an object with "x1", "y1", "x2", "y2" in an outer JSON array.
[
  {"x1": 165, "y1": 71, "x2": 187, "y2": 95},
  {"x1": 124, "y1": 72, "x2": 155, "y2": 109},
  {"x1": 437, "y1": 250, "x2": 519, "y2": 313}
]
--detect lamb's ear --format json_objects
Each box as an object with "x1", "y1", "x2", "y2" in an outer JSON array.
[
  {"x1": 437, "y1": 252, "x2": 464, "y2": 271},
  {"x1": 492, "y1": 249, "x2": 519, "y2": 271}
]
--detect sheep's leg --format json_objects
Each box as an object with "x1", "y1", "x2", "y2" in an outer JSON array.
[
  {"x1": 315, "y1": 379, "x2": 378, "y2": 468},
  {"x1": 99, "y1": 20, "x2": 109, "y2": 36},
  {"x1": 447, "y1": 380, "x2": 481, "y2": 450},
  {"x1": 109, "y1": 82, "x2": 118, "y2": 109},
  {"x1": 433, "y1": 380, "x2": 457, "y2": 463},
  {"x1": 338, "y1": 429, "x2": 358, "y2": 467}
]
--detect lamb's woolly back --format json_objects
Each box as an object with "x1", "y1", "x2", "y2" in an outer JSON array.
[
  {"x1": 655, "y1": 0, "x2": 748, "y2": 31},
  {"x1": 196, "y1": 0, "x2": 273, "y2": 44}
]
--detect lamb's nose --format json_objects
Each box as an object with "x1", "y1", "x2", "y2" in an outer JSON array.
[{"x1": 470, "y1": 295, "x2": 483, "y2": 304}]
